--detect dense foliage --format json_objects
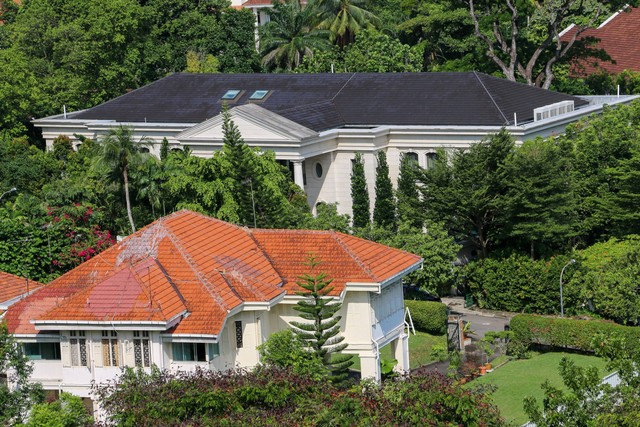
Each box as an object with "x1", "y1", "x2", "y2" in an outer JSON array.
[
  {"x1": 403, "y1": 300, "x2": 447, "y2": 335},
  {"x1": 508, "y1": 314, "x2": 640, "y2": 357},
  {"x1": 524, "y1": 333, "x2": 640, "y2": 426},
  {"x1": 93, "y1": 366, "x2": 506, "y2": 426},
  {"x1": 0, "y1": 323, "x2": 43, "y2": 425}
]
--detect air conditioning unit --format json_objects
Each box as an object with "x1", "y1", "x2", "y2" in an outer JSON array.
[{"x1": 533, "y1": 100, "x2": 574, "y2": 122}]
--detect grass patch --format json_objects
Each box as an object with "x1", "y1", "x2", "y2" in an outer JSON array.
[
  {"x1": 350, "y1": 331, "x2": 447, "y2": 371},
  {"x1": 473, "y1": 351, "x2": 610, "y2": 425}
]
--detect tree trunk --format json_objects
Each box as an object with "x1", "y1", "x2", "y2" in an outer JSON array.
[{"x1": 123, "y1": 167, "x2": 136, "y2": 233}]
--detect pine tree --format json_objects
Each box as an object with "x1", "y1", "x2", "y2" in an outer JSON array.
[
  {"x1": 222, "y1": 107, "x2": 255, "y2": 227},
  {"x1": 397, "y1": 153, "x2": 422, "y2": 228},
  {"x1": 373, "y1": 150, "x2": 397, "y2": 230},
  {"x1": 290, "y1": 256, "x2": 353, "y2": 383},
  {"x1": 350, "y1": 153, "x2": 370, "y2": 229}
]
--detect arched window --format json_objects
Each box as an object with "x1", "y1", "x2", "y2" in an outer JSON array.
[
  {"x1": 140, "y1": 147, "x2": 150, "y2": 154},
  {"x1": 405, "y1": 152, "x2": 418, "y2": 164}
]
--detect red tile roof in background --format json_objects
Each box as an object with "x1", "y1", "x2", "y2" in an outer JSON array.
[
  {"x1": 6, "y1": 211, "x2": 421, "y2": 337},
  {"x1": 561, "y1": 7, "x2": 640, "y2": 76},
  {"x1": 0, "y1": 271, "x2": 43, "y2": 304}
]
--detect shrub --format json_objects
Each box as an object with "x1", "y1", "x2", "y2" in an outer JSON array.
[
  {"x1": 508, "y1": 314, "x2": 640, "y2": 357},
  {"x1": 257, "y1": 330, "x2": 326, "y2": 380},
  {"x1": 93, "y1": 367, "x2": 506, "y2": 426},
  {"x1": 404, "y1": 300, "x2": 447, "y2": 335},
  {"x1": 463, "y1": 254, "x2": 579, "y2": 315}
]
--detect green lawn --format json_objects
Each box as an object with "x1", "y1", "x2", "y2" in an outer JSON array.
[
  {"x1": 472, "y1": 351, "x2": 611, "y2": 425},
  {"x1": 350, "y1": 331, "x2": 446, "y2": 371}
]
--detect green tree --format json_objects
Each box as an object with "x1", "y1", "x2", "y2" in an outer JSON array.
[
  {"x1": 314, "y1": 0, "x2": 380, "y2": 47},
  {"x1": 568, "y1": 100, "x2": 640, "y2": 242},
  {"x1": 381, "y1": 222, "x2": 460, "y2": 295},
  {"x1": 289, "y1": 256, "x2": 353, "y2": 383},
  {"x1": 501, "y1": 137, "x2": 576, "y2": 259},
  {"x1": 258, "y1": 330, "x2": 326, "y2": 380},
  {"x1": 302, "y1": 202, "x2": 351, "y2": 233},
  {"x1": 26, "y1": 392, "x2": 93, "y2": 427},
  {"x1": 341, "y1": 28, "x2": 422, "y2": 72},
  {"x1": 0, "y1": 323, "x2": 43, "y2": 425},
  {"x1": 373, "y1": 150, "x2": 397, "y2": 231},
  {"x1": 419, "y1": 130, "x2": 514, "y2": 258},
  {"x1": 95, "y1": 126, "x2": 152, "y2": 233},
  {"x1": 396, "y1": 153, "x2": 421, "y2": 228},
  {"x1": 467, "y1": 0, "x2": 636, "y2": 88},
  {"x1": 259, "y1": 0, "x2": 331, "y2": 71},
  {"x1": 350, "y1": 152, "x2": 370, "y2": 229}
]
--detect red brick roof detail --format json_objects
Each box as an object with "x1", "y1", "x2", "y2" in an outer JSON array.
[
  {"x1": 241, "y1": 0, "x2": 273, "y2": 7},
  {"x1": 561, "y1": 7, "x2": 640, "y2": 75},
  {"x1": 251, "y1": 230, "x2": 422, "y2": 296},
  {"x1": 0, "y1": 271, "x2": 43, "y2": 304},
  {"x1": 6, "y1": 211, "x2": 421, "y2": 336}
]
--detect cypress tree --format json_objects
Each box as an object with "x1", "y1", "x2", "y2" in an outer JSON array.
[
  {"x1": 373, "y1": 150, "x2": 397, "y2": 230},
  {"x1": 397, "y1": 153, "x2": 422, "y2": 228},
  {"x1": 290, "y1": 256, "x2": 353, "y2": 383},
  {"x1": 350, "y1": 153, "x2": 370, "y2": 229}
]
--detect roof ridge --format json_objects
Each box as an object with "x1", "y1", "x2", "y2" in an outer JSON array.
[
  {"x1": 331, "y1": 73, "x2": 357, "y2": 102},
  {"x1": 161, "y1": 220, "x2": 234, "y2": 311},
  {"x1": 473, "y1": 71, "x2": 510, "y2": 126},
  {"x1": 331, "y1": 232, "x2": 379, "y2": 282},
  {"x1": 246, "y1": 230, "x2": 287, "y2": 291}
]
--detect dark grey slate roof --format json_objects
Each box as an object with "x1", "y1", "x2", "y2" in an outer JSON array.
[{"x1": 68, "y1": 72, "x2": 588, "y2": 131}]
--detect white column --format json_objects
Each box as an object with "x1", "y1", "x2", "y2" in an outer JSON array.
[
  {"x1": 292, "y1": 160, "x2": 305, "y2": 189},
  {"x1": 359, "y1": 352, "x2": 381, "y2": 383},
  {"x1": 392, "y1": 333, "x2": 410, "y2": 374}
]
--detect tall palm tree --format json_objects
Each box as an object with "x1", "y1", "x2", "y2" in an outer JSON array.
[
  {"x1": 95, "y1": 126, "x2": 151, "y2": 234},
  {"x1": 314, "y1": 0, "x2": 380, "y2": 48},
  {"x1": 259, "y1": 0, "x2": 331, "y2": 71}
]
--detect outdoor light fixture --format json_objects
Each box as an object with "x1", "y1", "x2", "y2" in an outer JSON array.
[{"x1": 560, "y1": 259, "x2": 576, "y2": 317}]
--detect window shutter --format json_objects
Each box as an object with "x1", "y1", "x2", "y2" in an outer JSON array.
[
  {"x1": 92, "y1": 339, "x2": 103, "y2": 368},
  {"x1": 123, "y1": 339, "x2": 135, "y2": 367},
  {"x1": 60, "y1": 335, "x2": 71, "y2": 368}
]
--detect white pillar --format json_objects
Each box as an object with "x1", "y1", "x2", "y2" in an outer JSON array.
[
  {"x1": 293, "y1": 160, "x2": 305, "y2": 189},
  {"x1": 392, "y1": 333, "x2": 410, "y2": 374},
  {"x1": 359, "y1": 352, "x2": 381, "y2": 383}
]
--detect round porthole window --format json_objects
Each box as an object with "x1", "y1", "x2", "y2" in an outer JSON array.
[{"x1": 315, "y1": 162, "x2": 323, "y2": 178}]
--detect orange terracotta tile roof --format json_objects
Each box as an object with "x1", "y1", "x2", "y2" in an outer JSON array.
[
  {"x1": 250, "y1": 229, "x2": 422, "y2": 296},
  {"x1": 242, "y1": 0, "x2": 274, "y2": 6},
  {"x1": 0, "y1": 271, "x2": 44, "y2": 305},
  {"x1": 6, "y1": 211, "x2": 422, "y2": 337},
  {"x1": 561, "y1": 7, "x2": 640, "y2": 76}
]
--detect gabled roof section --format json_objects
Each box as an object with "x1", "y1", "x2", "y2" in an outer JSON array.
[
  {"x1": 561, "y1": 7, "x2": 640, "y2": 76},
  {"x1": 61, "y1": 72, "x2": 589, "y2": 131},
  {"x1": 251, "y1": 229, "x2": 422, "y2": 296},
  {"x1": 0, "y1": 271, "x2": 44, "y2": 311},
  {"x1": 177, "y1": 103, "x2": 317, "y2": 142},
  {"x1": 36, "y1": 257, "x2": 187, "y2": 324}
]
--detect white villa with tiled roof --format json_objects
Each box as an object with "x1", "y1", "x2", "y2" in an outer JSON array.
[{"x1": 5, "y1": 210, "x2": 422, "y2": 416}]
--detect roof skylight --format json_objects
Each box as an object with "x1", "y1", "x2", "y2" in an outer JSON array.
[
  {"x1": 222, "y1": 90, "x2": 241, "y2": 100},
  {"x1": 249, "y1": 90, "x2": 269, "y2": 100}
]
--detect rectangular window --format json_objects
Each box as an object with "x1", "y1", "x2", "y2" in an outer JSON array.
[
  {"x1": 70, "y1": 331, "x2": 87, "y2": 367},
  {"x1": 101, "y1": 331, "x2": 120, "y2": 367},
  {"x1": 133, "y1": 331, "x2": 151, "y2": 367},
  {"x1": 208, "y1": 343, "x2": 220, "y2": 359},
  {"x1": 235, "y1": 321, "x2": 243, "y2": 349},
  {"x1": 172, "y1": 343, "x2": 207, "y2": 362},
  {"x1": 23, "y1": 342, "x2": 61, "y2": 360}
]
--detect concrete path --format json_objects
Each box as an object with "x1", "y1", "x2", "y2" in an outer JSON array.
[{"x1": 442, "y1": 297, "x2": 513, "y2": 339}]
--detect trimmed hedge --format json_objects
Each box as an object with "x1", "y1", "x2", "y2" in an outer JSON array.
[
  {"x1": 509, "y1": 314, "x2": 640, "y2": 356},
  {"x1": 404, "y1": 300, "x2": 447, "y2": 335}
]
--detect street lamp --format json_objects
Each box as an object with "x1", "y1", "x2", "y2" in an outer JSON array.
[
  {"x1": 0, "y1": 187, "x2": 17, "y2": 201},
  {"x1": 560, "y1": 259, "x2": 576, "y2": 317}
]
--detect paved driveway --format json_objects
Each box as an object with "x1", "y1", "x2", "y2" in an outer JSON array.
[{"x1": 442, "y1": 297, "x2": 512, "y2": 339}]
